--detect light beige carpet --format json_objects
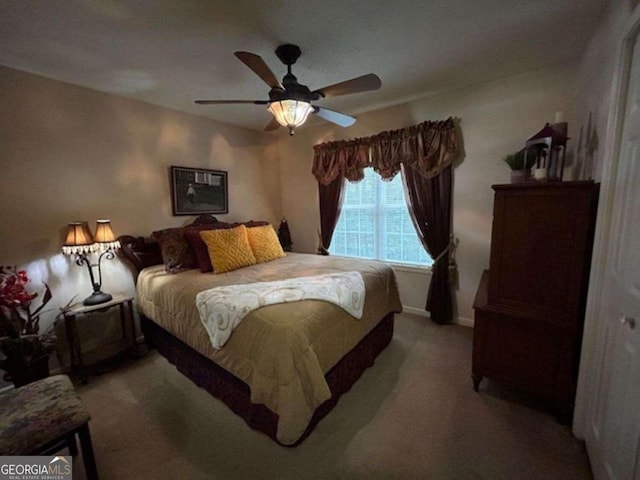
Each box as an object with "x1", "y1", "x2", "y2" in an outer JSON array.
[{"x1": 72, "y1": 313, "x2": 591, "y2": 479}]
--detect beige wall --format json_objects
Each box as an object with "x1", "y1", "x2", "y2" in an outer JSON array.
[
  {"x1": 267, "y1": 61, "x2": 578, "y2": 324},
  {"x1": 574, "y1": 0, "x2": 638, "y2": 181},
  {"x1": 0, "y1": 66, "x2": 281, "y2": 331}
]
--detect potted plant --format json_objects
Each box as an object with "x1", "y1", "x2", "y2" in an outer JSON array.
[
  {"x1": 503, "y1": 149, "x2": 536, "y2": 183},
  {"x1": 0, "y1": 266, "x2": 57, "y2": 387}
]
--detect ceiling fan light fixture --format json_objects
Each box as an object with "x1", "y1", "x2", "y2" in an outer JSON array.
[{"x1": 267, "y1": 99, "x2": 314, "y2": 135}]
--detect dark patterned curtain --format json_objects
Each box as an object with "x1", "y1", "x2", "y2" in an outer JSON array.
[
  {"x1": 313, "y1": 119, "x2": 458, "y2": 183},
  {"x1": 312, "y1": 118, "x2": 460, "y2": 324},
  {"x1": 317, "y1": 176, "x2": 345, "y2": 255},
  {"x1": 401, "y1": 164, "x2": 453, "y2": 324},
  {"x1": 312, "y1": 140, "x2": 370, "y2": 186}
]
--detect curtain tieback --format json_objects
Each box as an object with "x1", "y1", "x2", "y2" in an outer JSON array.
[
  {"x1": 432, "y1": 246, "x2": 450, "y2": 264},
  {"x1": 317, "y1": 229, "x2": 330, "y2": 256},
  {"x1": 432, "y1": 235, "x2": 459, "y2": 265}
]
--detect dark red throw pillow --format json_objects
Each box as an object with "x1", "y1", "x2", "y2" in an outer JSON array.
[
  {"x1": 184, "y1": 229, "x2": 213, "y2": 273},
  {"x1": 183, "y1": 222, "x2": 238, "y2": 273}
]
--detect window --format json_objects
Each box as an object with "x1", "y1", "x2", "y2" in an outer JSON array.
[
  {"x1": 331, "y1": 168, "x2": 433, "y2": 267},
  {"x1": 194, "y1": 171, "x2": 221, "y2": 186}
]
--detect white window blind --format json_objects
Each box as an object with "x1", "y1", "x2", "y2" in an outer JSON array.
[{"x1": 331, "y1": 168, "x2": 433, "y2": 266}]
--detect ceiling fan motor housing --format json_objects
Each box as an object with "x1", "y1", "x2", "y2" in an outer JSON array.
[
  {"x1": 268, "y1": 81, "x2": 320, "y2": 103},
  {"x1": 270, "y1": 44, "x2": 322, "y2": 103}
]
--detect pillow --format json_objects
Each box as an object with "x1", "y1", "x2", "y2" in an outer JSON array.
[
  {"x1": 246, "y1": 224, "x2": 286, "y2": 264},
  {"x1": 184, "y1": 222, "x2": 238, "y2": 273},
  {"x1": 154, "y1": 222, "x2": 237, "y2": 273},
  {"x1": 200, "y1": 225, "x2": 257, "y2": 274},
  {"x1": 152, "y1": 227, "x2": 197, "y2": 273},
  {"x1": 184, "y1": 230, "x2": 213, "y2": 273}
]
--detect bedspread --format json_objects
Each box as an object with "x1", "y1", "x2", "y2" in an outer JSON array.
[
  {"x1": 136, "y1": 253, "x2": 402, "y2": 444},
  {"x1": 195, "y1": 271, "x2": 365, "y2": 348}
]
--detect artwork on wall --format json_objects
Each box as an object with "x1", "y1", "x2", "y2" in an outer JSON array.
[{"x1": 170, "y1": 166, "x2": 228, "y2": 216}]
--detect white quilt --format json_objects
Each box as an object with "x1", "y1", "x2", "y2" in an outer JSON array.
[{"x1": 195, "y1": 271, "x2": 365, "y2": 349}]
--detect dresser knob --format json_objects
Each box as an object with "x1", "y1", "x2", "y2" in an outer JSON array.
[{"x1": 620, "y1": 316, "x2": 637, "y2": 330}]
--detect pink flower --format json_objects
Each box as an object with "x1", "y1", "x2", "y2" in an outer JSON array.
[
  {"x1": 0, "y1": 267, "x2": 38, "y2": 310},
  {"x1": 0, "y1": 266, "x2": 52, "y2": 337}
]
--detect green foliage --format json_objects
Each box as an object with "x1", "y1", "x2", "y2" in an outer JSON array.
[
  {"x1": 502, "y1": 149, "x2": 536, "y2": 171},
  {"x1": 0, "y1": 334, "x2": 55, "y2": 370}
]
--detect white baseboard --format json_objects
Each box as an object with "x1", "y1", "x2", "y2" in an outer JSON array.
[
  {"x1": 402, "y1": 306, "x2": 430, "y2": 317},
  {"x1": 456, "y1": 316, "x2": 475, "y2": 328},
  {"x1": 401, "y1": 305, "x2": 474, "y2": 328}
]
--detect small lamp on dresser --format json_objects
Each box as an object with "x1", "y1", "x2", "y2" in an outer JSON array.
[{"x1": 62, "y1": 219, "x2": 120, "y2": 306}]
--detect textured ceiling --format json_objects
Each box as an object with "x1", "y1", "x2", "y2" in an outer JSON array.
[{"x1": 0, "y1": 0, "x2": 607, "y2": 132}]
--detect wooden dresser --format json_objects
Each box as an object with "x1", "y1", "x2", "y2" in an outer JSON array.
[{"x1": 472, "y1": 181, "x2": 599, "y2": 420}]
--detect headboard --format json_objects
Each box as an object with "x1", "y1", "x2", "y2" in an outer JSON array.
[{"x1": 118, "y1": 235, "x2": 163, "y2": 276}]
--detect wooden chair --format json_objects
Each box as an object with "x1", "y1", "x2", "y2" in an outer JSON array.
[{"x1": 0, "y1": 374, "x2": 98, "y2": 479}]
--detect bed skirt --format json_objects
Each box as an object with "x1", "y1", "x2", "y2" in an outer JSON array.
[{"x1": 141, "y1": 312, "x2": 394, "y2": 446}]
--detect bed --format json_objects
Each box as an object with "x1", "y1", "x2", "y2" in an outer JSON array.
[{"x1": 119, "y1": 220, "x2": 402, "y2": 446}]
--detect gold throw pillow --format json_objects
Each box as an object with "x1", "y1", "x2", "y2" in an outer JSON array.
[
  {"x1": 200, "y1": 225, "x2": 257, "y2": 274},
  {"x1": 246, "y1": 224, "x2": 286, "y2": 264}
]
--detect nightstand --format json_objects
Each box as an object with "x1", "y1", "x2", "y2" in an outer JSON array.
[{"x1": 63, "y1": 294, "x2": 138, "y2": 383}]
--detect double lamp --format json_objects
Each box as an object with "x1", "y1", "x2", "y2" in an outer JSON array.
[{"x1": 62, "y1": 220, "x2": 120, "y2": 306}]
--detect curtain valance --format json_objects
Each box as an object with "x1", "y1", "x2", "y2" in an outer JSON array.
[{"x1": 312, "y1": 118, "x2": 459, "y2": 185}]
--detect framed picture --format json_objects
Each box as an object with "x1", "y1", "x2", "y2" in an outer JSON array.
[{"x1": 170, "y1": 166, "x2": 228, "y2": 216}]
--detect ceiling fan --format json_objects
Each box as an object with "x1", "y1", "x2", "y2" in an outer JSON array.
[{"x1": 195, "y1": 44, "x2": 382, "y2": 135}]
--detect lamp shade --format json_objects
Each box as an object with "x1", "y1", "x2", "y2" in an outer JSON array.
[
  {"x1": 267, "y1": 99, "x2": 314, "y2": 134},
  {"x1": 62, "y1": 222, "x2": 95, "y2": 255},
  {"x1": 93, "y1": 219, "x2": 120, "y2": 251}
]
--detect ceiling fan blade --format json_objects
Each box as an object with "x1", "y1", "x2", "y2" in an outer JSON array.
[
  {"x1": 264, "y1": 117, "x2": 281, "y2": 131},
  {"x1": 234, "y1": 51, "x2": 283, "y2": 89},
  {"x1": 194, "y1": 100, "x2": 268, "y2": 105},
  {"x1": 313, "y1": 73, "x2": 381, "y2": 98},
  {"x1": 313, "y1": 107, "x2": 356, "y2": 127}
]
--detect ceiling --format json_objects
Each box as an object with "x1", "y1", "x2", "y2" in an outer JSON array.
[{"x1": 0, "y1": 0, "x2": 607, "y2": 132}]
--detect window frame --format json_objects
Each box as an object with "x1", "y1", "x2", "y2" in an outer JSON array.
[{"x1": 330, "y1": 169, "x2": 433, "y2": 269}]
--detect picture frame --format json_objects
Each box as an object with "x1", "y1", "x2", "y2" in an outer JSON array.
[{"x1": 170, "y1": 166, "x2": 228, "y2": 216}]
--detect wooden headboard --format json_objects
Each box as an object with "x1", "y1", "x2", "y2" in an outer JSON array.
[{"x1": 118, "y1": 235, "x2": 162, "y2": 276}]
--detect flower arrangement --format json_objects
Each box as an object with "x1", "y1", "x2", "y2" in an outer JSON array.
[{"x1": 0, "y1": 266, "x2": 57, "y2": 385}]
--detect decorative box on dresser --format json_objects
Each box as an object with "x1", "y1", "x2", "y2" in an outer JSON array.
[{"x1": 472, "y1": 181, "x2": 599, "y2": 420}]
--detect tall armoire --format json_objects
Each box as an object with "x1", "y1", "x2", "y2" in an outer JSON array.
[{"x1": 472, "y1": 181, "x2": 599, "y2": 420}]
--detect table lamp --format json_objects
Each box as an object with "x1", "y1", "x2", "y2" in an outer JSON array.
[{"x1": 62, "y1": 219, "x2": 120, "y2": 305}]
